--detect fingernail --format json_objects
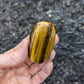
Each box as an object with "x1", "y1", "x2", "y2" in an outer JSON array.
[
  {"x1": 45, "y1": 62, "x2": 51, "y2": 71},
  {"x1": 52, "y1": 50, "x2": 56, "y2": 56}
]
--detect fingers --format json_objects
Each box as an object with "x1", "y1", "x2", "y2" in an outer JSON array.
[
  {"x1": 28, "y1": 49, "x2": 55, "y2": 76},
  {"x1": 28, "y1": 63, "x2": 42, "y2": 76},
  {"x1": 48, "y1": 50, "x2": 56, "y2": 61},
  {"x1": 0, "y1": 35, "x2": 30, "y2": 68},
  {"x1": 28, "y1": 59, "x2": 52, "y2": 77},
  {"x1": 54, "y1": 34, "x2": 59, "y2": 47},
  {"x1": 32, "y1": 61, "x2": 53, "y2": 84},
  {"x1": 27, "y1": 49, "x2": 56, "y2": 67},
  {"x1": 25, "y1": 57, "x2": 33, "y2": 66}
]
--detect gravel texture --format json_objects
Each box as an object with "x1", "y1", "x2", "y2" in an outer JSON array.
[{"x1": 0, "y1": 0, "x2": 84, "y2": 84}]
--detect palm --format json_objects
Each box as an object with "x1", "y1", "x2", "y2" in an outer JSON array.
[{"x1": 0, "y1": 57, "x2": 46, "y2": 84}]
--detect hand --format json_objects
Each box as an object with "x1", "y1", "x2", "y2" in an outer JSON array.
[{"x1": 0, "y1": 35, "x2": 59, "y2": 84}]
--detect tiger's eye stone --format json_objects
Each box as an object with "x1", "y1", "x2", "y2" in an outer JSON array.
[{"x1": 29, "y1": 21, "x2": 56, "y2": 63}]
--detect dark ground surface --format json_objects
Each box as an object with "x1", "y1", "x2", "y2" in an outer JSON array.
[{"x1": 0, "y1": 0, "x2": 84, "y2": 84}]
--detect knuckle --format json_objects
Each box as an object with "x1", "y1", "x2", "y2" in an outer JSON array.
[
  {"x1": 29, "y1": 67, "x2": 35, "y2": 75},
  {"x1": 8, "y1": 49, "x2": 17, "y2": 63},
  {"x1": 38, "y1": 72, "x2": 44, "y2": 82}
]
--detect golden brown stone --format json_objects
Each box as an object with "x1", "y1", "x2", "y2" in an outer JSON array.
[{"x1": 29, "y1": 21, "x2": 56, "y2": 63}]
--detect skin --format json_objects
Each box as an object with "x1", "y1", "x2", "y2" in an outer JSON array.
[{"x1": 0, "y1": 35, "x2": 59, "y2": 84}]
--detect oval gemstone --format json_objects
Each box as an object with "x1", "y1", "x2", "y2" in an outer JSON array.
[{"x1": 29, "y1": 21, "x2": 56, "y2": 63}]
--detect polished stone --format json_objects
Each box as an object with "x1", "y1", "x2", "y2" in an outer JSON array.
[{"x1": 29, "y1": 21, "x2": 56, "y2": 63}]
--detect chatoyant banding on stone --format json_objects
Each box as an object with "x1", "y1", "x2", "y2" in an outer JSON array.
[{"x1": 29, "y1": 21, "x2": 56, "y2": 63}]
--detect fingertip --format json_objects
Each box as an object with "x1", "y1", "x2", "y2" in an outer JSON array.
[
  {"x1": 44, "y1": 61, "x2": 53, "y2": 72},
  {"x1": 54, "y1": 34, "x2": 59, "y2": 46},
  {"x1": 51, "y1": 50, "x2": 56, "y2": 56},
  {"x1": 48, "y1": 50, "x2": 56, "y2": 61}
]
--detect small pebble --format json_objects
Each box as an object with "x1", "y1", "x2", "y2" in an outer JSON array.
[
  {"x1": 57, "y1": 81, "x2": 60, "y2": 84},
  {"x1": 29, "y1": 24, "x2": 31, "y2": 27},
  {"x1": 66, "y1": 0, "x2": 70, "y2": 6},
  {"x1": 66, "y1": 72, "x2": 69, "y2": 76},
  {"x1": 48, "y1": 14, "x2": 52, "y2": 17},
  {"x1": 22, "y1": 4, "x2": 26, "y2": 7}
]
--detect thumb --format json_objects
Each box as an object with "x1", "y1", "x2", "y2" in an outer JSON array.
[{"x1": 0, "y1": 35, "x2": 29, "y2": 68}]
